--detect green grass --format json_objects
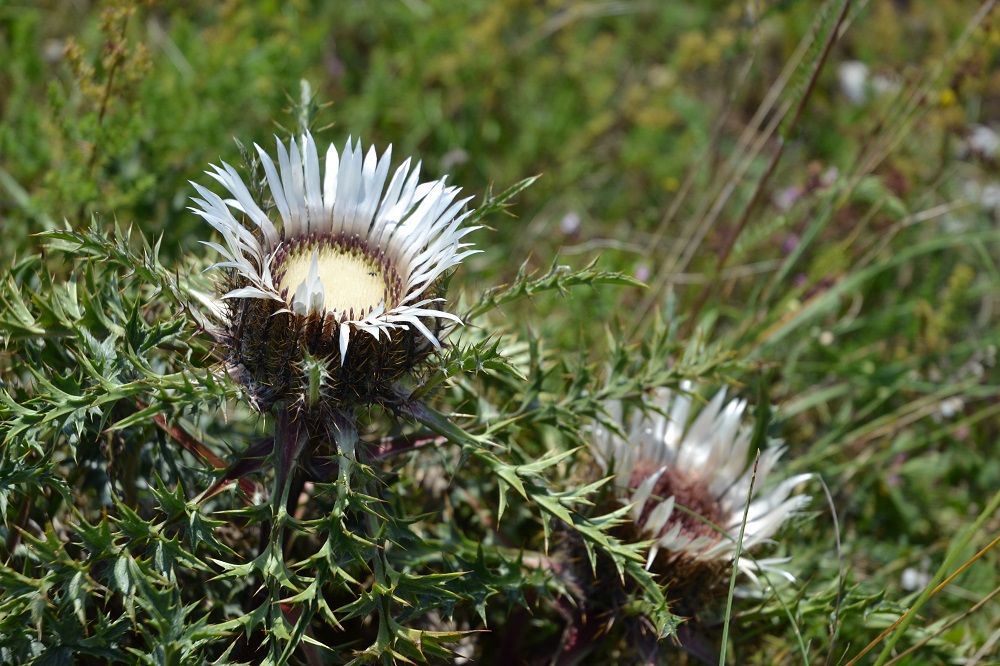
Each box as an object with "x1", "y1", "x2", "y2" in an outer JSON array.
[{"x1": 1, "y1": 0, "x2": 998, "y2": 663}]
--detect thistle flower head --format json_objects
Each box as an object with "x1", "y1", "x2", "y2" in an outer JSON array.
[
  {"x1": 191, "y1": 134, "x2": 477, "y2": 410},
  {"x1": 590, "y1": 383, "x2": 811, "y2": 590}
]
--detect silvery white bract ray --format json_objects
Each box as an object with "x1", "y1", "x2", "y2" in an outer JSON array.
[
  {"x1": 190, "y1": 133, "x2": 479, "y2": 365},
  {"x1": 590, "y1": 382, "x2": 812, "y2": 584}
]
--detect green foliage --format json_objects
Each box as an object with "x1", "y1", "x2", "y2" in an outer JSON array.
[{"x1": 2, "y1": 0, "x2": 1000, "y2": 664}]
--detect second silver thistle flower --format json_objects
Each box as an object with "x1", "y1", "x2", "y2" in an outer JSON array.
[{"x1": 590, "y1": 383, "x2": 812, "y2": 587}]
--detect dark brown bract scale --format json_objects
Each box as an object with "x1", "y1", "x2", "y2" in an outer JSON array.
[{"x1": 221, "y1": 269, "x2": 447, "y2": 411}]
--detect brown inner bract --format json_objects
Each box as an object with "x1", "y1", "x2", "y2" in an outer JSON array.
[{"x1": 629, "y1": 460, "x2": 725, "y2": 544}]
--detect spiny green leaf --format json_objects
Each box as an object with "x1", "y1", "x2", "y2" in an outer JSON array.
[{"x1": 466, "y1": 258, "x2": 644, "y2": 321}]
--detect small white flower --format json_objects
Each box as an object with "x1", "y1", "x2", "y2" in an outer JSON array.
[
  {"x1": 590, "y1": 382, "x2": 811, "y2": 583},
  {"x1": 967, "y1": 124, "x2": 999, "y2": 159},
  {"x1": 901, "y1": 565, "x2": 931, "y2": 592},
  {"x1": 559, "y1": 211, "x2": 581, "y2": 235},
  {"x1": 837, "y1": 61, "x2": 870, "y2": 106}
]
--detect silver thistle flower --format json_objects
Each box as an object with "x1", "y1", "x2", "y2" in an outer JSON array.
[
  {"x1": 590, "y1": 383, "x2": 811, "y2": 585},
  {"x1": 191, "y1": 133, "x2": 478, "y2": 409}
]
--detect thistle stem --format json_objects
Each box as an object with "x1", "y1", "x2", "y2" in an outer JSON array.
[
  {"x1": 331, "y1": 411, "x2": 359, "y2": 514},
  {"x1": 273, "y1": 405, "x2": 308, "y2": 516}
]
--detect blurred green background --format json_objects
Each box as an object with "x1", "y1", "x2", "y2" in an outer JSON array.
[{"x1": 2, "y1": 0, "x2": 999, "y2": 663}]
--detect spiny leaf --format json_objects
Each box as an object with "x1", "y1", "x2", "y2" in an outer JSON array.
[{"x1": 466, "y1": 258, "x2": 644, "y2": 321}]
